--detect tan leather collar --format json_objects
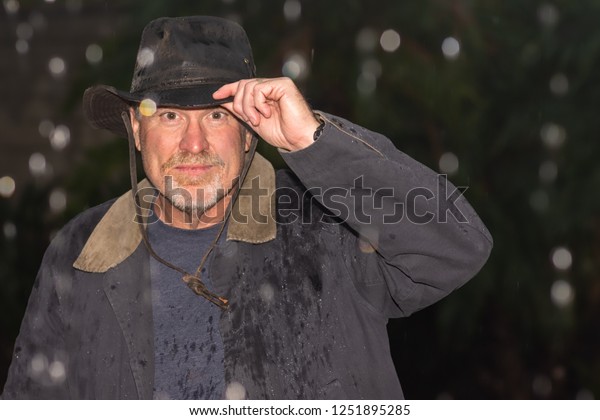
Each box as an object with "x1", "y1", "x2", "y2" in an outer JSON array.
[{"x1": 73, "y1": 153, "x2": 276, "y2": 273}]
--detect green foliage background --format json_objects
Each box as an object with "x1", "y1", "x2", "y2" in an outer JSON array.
[{"x1": 2, "y1": 0, "x2": 600, "y2": 399}]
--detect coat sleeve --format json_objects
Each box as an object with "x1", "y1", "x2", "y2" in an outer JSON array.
[
  {"x1": 1, "y1": 229, "x2": 72, "y2": 399},
  {"x1": 280, "y1": 112, "x2": 493, "y2": 318}
]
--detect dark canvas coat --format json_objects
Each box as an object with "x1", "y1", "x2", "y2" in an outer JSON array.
[{"x1": 2, "y1": 113, "x2": 492, "y2": 399}]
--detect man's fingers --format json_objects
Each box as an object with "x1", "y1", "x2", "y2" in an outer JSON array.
[
  {"x1": 241, "y1": 80, "x2": 262, "y2": 126},
  {"x1": 215, "y1": 78, "x2": 284, "y2": 127},
  {"x1": 212, "y1": 82, "x2": 238, "y2": 100}
]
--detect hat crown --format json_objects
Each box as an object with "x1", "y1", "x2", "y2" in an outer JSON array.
[{"x1": 130, "y1": 16, "x2": 255, "y2": 93}]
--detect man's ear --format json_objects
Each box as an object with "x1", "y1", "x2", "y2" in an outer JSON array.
[{"x1": 129, "y1": 108, "x2": 142, "y2": 151}]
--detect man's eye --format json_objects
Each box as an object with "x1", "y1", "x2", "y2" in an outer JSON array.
[
  {"x1": 211, "y1": 111, "x2": 225, "y2": 120},
  {"x1": 158, "y1": 111, "x2": 178, "y2": 121}
]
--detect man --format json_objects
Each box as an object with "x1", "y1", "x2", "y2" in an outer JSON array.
[{"x1": 2, "y1": 16, "x2": 492, "y2": 399}]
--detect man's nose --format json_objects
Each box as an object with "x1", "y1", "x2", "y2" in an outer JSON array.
[{"x1": 179, "y1": 120, "x2": 209, "y2": 154}]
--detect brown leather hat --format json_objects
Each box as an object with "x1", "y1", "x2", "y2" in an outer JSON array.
[{"x1": 82, "y1": 16, "x2": 256, "y2": 138}]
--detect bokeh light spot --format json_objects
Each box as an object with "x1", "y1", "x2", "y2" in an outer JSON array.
[
  {"x1": 551, "y1": 279, "x2": 574, "y2": 308},
  {"x1": 357, "y1": 73, "x2": 376, "y2": 96},
  {"x1": 551, "y1": 246, "x2": 572, "y2": 270},
  {"x1": 48, "y1": 57, "x2": 66, "y2": 76},
  {"x1": 442, "y1": 37, "x2": 461, "y2": 59},
  {"x1": 4, "y1": 0, "x2": 19, "y2": 15},
  {"x1": 137, "y1": 47, "x2": 155, "y2": 68},
  {"x1": 532, "y1": 375, "x2": 552, "y2": 397},
  {"x1": 225, "y1": 381, "x2": 246, "y2": 400},
  {"x1": 0, "y1": 176, "x2": 16, "y2": 198},
  {"x1": 529, "y1": 190, "x2": 549, "y2": 213},
  {"x1": 362, "y1": 58, "x2": 382, "y2": 78},
  {"x1": 50, "y1": 125, "x2": 70, "y2": 150},
  {"x1": 86, "y1": 44, "x2": 103, "y2": 64},
  {"x1": 576, "y1": 389, "x2": 594, "y2": 400},
  {"x1": 439, "y1": 152, "x2": 459, "y2": 175},
  {"x1": 48, "y1": 361, "x2": 66, "y2": 383},
  {"x1": 29, "y1": 11, "x2": 47, "y2": 30},
  {"x1": 29, "y1": 153, "x2": 47, "y2": 176},
  {"x1": 259, "y1": 283, "x2": 275, "y2": 303},
  {"x1": 283, "y1": 0, "x2": 301, "y2": 21},
  {"x1": 356, "y1": 27, "x2": 378, "y2": 53},
  {"x1": 15, "y1": 39, "x2": 29, "y2": 55},
  {"x1": 540, "y1": 123, "x2": 566, "y2": 149},
  {"x1": 3, "y1": 221, "x2": 17, "y2": 240},
  {"x1": 139, "y1": 99, "x2": 157, "y2": 117},
  {"x1": 380, "y1": 29, "x2": 401, "y2": 52},
  {"x1": 538, "y1": 3, "x2": 559, "y2": 26},
  {"x1": 39, "y1": 119, "x2": 54, "y2": 138},
  {"x1": 282, "y1": 53, "x2": 308, "y2": 81},
  {"x1": 539, "y1": 161, "x2": 558, "y2": 184},
  {"x1": 49, "y1": 189, "x2": 67, "y2": 213},
  {"x1": 549, "y1": 73, "x2": 569, "y2": 96},
  {"x1": 30, "y1": 353, "x2": 48, "y2": 375},
  {"x1": 65, "y1": 0, "x2": 82, "y2": 13},
  {"x1": 16, "y1": 22, "x2": 33, "y2": 40}
]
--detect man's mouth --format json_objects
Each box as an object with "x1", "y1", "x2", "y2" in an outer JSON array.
[{"x1": 172, "y1": 164, "x2": 213, "y2": 175}]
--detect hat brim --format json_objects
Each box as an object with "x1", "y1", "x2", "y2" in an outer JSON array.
[{"x1": 83, "y1": 84, "x2": 234, "y2": 139}]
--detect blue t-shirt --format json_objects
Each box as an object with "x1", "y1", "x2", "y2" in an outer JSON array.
[{"x1": 147, "y1": 214, "x2": 225, "y2": 400}]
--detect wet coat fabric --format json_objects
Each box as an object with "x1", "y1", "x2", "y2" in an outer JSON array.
[{"x1": 2, "y1": 113, "x2": 493, "y2": 399}]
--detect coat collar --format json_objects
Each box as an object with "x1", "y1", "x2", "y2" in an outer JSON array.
[{"x1": 73, "y1": 152, "x2": 276, "y2": 273}]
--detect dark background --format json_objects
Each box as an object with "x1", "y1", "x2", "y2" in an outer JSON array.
[{"x1": 2, "y1": 0, "x2": 600, "y2": 399}]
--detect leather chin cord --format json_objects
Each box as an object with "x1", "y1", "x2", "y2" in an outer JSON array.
[{"x1": 121, "y1": 112, "x2": 258, "y2": 310}]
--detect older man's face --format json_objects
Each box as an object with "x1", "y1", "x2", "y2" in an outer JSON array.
[{"x1": 131, "y1": 106, "x2": 251, "y2": 226}]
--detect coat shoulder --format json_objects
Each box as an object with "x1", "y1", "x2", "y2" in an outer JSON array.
[{"x1": 45, "y1": 198, "x2": 118, "y2": 264}]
